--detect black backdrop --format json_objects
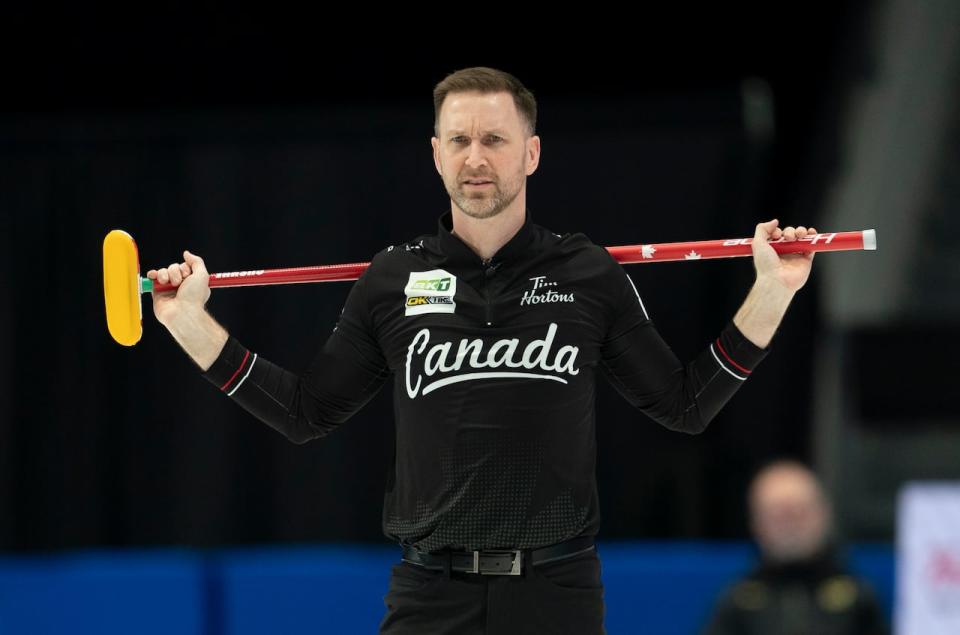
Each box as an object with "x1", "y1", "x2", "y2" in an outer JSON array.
[{"x1": 0, "y1": 5, "x2": 868, "y2": 551}]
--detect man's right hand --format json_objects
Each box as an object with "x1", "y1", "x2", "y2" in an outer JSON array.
[{"x1": 146, "y1": 250, "x2": 212, "y2": 326}]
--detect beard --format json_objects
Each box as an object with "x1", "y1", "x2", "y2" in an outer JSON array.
[{"x1": 444, "y1": 167, "x2": 524, "y2": 220}]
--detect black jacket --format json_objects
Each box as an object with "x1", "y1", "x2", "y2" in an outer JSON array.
[
  {"x1": 199, "y1": 208, "x2": 769, "y2": 552},
  {"x1": 703, "y1": 546, "x2": 889, "y2": 635}
]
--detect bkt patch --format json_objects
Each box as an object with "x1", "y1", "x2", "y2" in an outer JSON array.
[{"x1": 404, "y1": 269, "x2": 457, "y2": 316}]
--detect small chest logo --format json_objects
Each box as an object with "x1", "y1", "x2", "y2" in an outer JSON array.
[
  {"x1": 520, "y1": 275, "x2": 575, "y2": 306},
  {"x1": 405, "y1": 269, "x2": 458, "y2": 316}
]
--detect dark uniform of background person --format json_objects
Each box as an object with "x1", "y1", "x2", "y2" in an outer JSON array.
[
  {"x1": 702, "y1": 460, "x2": 889, "y2": 635},
  {"x1": 146, "y1": 67, "x2": 818, "y2": 634}
]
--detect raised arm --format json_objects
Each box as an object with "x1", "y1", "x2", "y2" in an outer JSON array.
[
  {"x1": 148, "y1": 250, "x2": 390, "y2": 444},
  {"x1": 599, "y1": 219, "x2": 814, "y2": 433},
  {"x1": 599, "y1": 296, "x2": 768, "y2": 435}
]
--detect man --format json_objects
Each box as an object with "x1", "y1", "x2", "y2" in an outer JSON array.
[
  {"x1": 147, "y1": 66, "x2": 816, "y2": 634},
  {"x1": 703, "y1": 460, "x2": 889, "y2": 635}
]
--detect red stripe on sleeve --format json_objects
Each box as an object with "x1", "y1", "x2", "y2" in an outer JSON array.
[
  {"x1": 220, "y1": 350, "x2": 250, "y2": 391},
  {"x1": 715, "y1": 338, "x2": 751, "y2": 374}
]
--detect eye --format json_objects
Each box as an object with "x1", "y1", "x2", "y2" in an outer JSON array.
[
  {"x1": 486, "y1": 136, "x2": 504, "y2": 143},
  {"x1": 451, "y1": 136, "x2": 468, "y2": 144}
]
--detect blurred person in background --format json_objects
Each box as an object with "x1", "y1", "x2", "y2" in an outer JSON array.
[{"x1": 703, "y1": 460, "x2": 888, "y2": 635}]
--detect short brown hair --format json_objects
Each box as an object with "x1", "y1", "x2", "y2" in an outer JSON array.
[{"x1": 432, "y1": 66, "x2": 537, "y2": 138}]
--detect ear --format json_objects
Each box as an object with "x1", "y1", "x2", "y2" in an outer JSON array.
[
  {"x1": 431, "y1": 136, "x2": 442, "y2": 176},
  {"x1": 525, "y1": 134, "x2": 541, "y2": 176}
]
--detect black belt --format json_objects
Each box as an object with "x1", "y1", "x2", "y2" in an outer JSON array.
[{"x1": 401, "y1": 535, "x2": 595, "y2": 576}]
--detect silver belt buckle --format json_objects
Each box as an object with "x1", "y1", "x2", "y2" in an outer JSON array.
[{"x1": 471, "y1": 549, "x2": 522, "y2": 575}]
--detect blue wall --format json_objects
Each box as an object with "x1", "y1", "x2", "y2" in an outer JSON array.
[{"x1": 0, "y1": 541, "x2": 893, "y2": 634}]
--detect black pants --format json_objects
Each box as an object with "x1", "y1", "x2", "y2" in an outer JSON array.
[{"x1": 378, "y1": 545, "x2": 606, "y2": 634}]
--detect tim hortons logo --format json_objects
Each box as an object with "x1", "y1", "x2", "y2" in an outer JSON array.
[
  {"x1": 520, "y1": 276, "x2": 574, "y2": 306},
  {"x1": 212, "y1": 270, "x2": 265, "y2": 278},
  {"x1": 405, "y1": 322, "x2": 580, "y2": 398}
]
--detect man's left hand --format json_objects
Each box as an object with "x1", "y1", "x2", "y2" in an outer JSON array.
[{"x1": 751, "y1": 219, "x2": 816, "y2": 293}]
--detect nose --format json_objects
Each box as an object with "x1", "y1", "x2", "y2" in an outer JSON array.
[{"x1": 464, "y1": 139, "x2": 489, "y2": 169}]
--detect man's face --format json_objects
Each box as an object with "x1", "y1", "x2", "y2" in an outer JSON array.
[
  {"x1": 431, "y1": 90, "x2": 540, "y2": 220},
  {"x1": 749, "y1": 466, "x2": 830, "y2": 563}
]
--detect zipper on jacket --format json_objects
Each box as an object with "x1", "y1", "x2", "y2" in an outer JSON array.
[{"x1": 481, "y1": 257, "x2": 495, "y2": 327}]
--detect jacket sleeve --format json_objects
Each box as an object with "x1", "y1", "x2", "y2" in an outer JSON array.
[
  {"x1": 598, "y1": 261, "x2": 769, "y2": 434},
  {"x1": 198, "y1": 262, "x2": 391, "y2": 444}
]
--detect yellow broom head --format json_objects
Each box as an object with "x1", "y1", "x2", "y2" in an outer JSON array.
[{"x1": 102, "y1": 229, "x2": 143, "y2": 346}]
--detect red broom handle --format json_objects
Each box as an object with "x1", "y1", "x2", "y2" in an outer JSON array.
[{"x1": 148, "y1": 229, "x2": 875, "y2": 293}]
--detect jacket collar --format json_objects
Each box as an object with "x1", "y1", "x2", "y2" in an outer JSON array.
[{"x1": 436, "y1": 207, "x2": 536, "y2": 268}]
